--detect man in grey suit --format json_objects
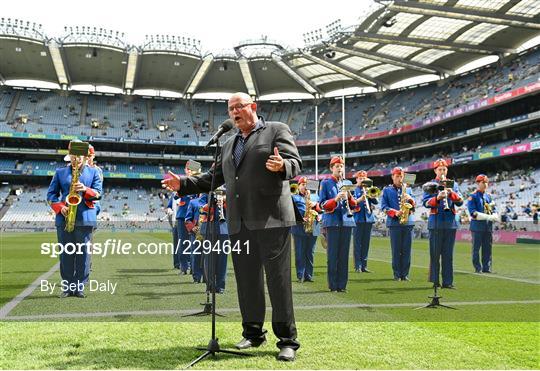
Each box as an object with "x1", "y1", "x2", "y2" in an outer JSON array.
[{"x1": 162, "y1": 92, "x2": 302, "y2": 361}]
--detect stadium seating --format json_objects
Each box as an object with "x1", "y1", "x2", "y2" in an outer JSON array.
[
  {"x1": 0, "y1": 90, "x2": 14, "y2": 121},
  {"x1": 0, "y1": 47, "x2": 537, "y2": 142}
]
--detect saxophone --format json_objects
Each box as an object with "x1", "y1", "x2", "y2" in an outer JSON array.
[
  {"x1": 195, "y1": 210, "x2": 206, "y2": 241},
  {"x1": 484, "y1": 198, "x2": 494, "y2": 215},
  {"x1": 303, "y1": 190, "x2": 318, "y2": 234},
  {"x1": 398, "y1": 182, "x2": 413, "y2": 225},
  {"x1": 65, "y1": 158, "x2": 83, "y2": 232}
]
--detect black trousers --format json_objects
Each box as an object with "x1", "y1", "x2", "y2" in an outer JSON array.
[{"x1": 230, "y1": 223, "x2": 300, "y2": 350}]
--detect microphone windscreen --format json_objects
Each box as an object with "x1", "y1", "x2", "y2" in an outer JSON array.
[{"x1": 220, "y1": 119, "x2": 235, "y2": 132}]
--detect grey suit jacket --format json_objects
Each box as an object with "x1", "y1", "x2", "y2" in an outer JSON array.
[{"x1": 178, "y1": 119, "x2": 302, "y2": 235}]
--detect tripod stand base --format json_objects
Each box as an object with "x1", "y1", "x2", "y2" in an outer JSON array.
[
  {"x1": 182, "y1": 302, "x2": 225, "y2": 317},
  {"x1": 415, "y1": 287, "x2": 457, "y2": 310},
  {"x1": 187, "y1": 338, "x2": 250, "y2": 369}
]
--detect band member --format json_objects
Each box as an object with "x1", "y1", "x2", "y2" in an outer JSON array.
[
  {"x1": 166, "y1": 192, "x2": 181, "y2": 269},
  {"x1": 319, "y1": 156, "x2": 356, "y2": 292},
  {"x1": 47, "y1": 141, "x2": 102, "y2": 298},
  {"x1": 70, "y1": 144, "x2": 102, "y2": 272},
  {"x1": 422, "y1": 159, "x2": 463, "y2": 289},
  {"x1": 467, "y1": 174, "x2": 498, "y2": 273},
  {"x1": 200, "y1": 188, "x2": 229, "y2": 293},
  {"x1": 291, "y1": 177, "x2": 321, "y2": 283},
  {"x1": 174, "y1": 164, "x2": 198, "y2": 274},
  {"x1": 380, "y1": 167, "x2": 415, "y2": 281},
  {"x1": 185, "y1": 193, "x2": 208, "y2": 283},
  {"x1": 352, "y1": 170, "x2": 378, "y2": 273}
]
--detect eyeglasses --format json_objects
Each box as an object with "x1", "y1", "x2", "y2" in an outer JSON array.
[{"x1": 227, "y1": 102, "x2": 252, "y2": 112}]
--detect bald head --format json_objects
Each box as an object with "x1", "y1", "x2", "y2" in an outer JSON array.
[
  {"x1": 228, "y1": 92, "x2": 258, "y2": 136},
  {"x1": 229, "y1": 92, "x2": 253, "y2": 104}
]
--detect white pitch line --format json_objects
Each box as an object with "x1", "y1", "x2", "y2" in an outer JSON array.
[
  {"x1": 4, "y1": 299, "x2": 540, "y2": 321},
  {"x1": 368, "y1": 257, "x2": 540, "y2": 285},
  {"x1": 0, "y1": 262, "x2": 59, "y2": 319}
]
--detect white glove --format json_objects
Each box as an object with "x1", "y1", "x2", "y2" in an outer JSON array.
[
  {"x1": 166, "y1": 208, "x2": 173, "y2": 216},
  {"x1": 474, "y1": 212, "x2": 499, "y2": 222}
]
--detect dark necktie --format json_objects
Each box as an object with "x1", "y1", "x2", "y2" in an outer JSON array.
[{"x1": 233, "y1": 137, "x2": 245, "y2": 168}]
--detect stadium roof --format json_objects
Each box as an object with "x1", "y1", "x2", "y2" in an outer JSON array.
[{"x1": 1, "y1": 0, "x2": 539, "y2": 98}]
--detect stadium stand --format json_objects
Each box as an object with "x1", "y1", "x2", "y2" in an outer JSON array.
[{"x1": 0, "y1": 47, "x2": 537, "y2": 142}]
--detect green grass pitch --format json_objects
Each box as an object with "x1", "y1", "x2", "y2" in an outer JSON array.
[{"x1": 1, "y1": 231, "x2": 539, "y2": 369}]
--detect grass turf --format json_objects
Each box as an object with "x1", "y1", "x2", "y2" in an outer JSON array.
[
  {"x1": 0, "y1": 322, "x2": 538, "y2": 369},
  {"x1": 0, "y1": 231, "x2": 539, "y2": 369}
]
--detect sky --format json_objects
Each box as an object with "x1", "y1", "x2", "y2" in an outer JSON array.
[{"x1": 2, "y1": 0, "x2": 375, "y2": 53}]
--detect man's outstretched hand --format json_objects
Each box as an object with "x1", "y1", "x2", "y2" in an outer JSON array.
[
  {"x1": 266, "y1": 146, "x2": 284, "y2": 172},
  {"x1": 161, "y1": 171, "x2": 181, "y2": 192}
]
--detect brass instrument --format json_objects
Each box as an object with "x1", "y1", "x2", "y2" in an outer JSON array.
[
  {"x1": 65, "y1": 157, "x2": 83, "y2": 232},
  {"x1": 194, "y1": 211, "x2": 205, "y2": 242},
  {"x1": 484, "y1": 199, "x2": 494, "y2": 215},
  {"x1": 290, "y1": 183, "x2": 299, "y2": 195},
  {"x1": 399, "y1": 181, "x2": 413, "y2": 225},
  {"x1": 359, "y1": 178, "x2": 381, "y2": 213},
  {"x1": 303, "y1": 190, "x2": 318, "y2": 234}
]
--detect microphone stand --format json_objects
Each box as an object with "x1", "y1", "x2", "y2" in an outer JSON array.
[
  {"x1": 186, "y1": 138, "x2": 249, "y2": 369},
  {"x1": 415, "y1": 284, "x2": 456, "y2": 310}
]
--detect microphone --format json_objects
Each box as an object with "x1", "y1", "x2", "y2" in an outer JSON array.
[{"x1": 204, "y1": 119, "x2": 234, "y2": 149}]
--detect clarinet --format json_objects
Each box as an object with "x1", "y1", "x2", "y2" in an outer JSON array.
[
  {"x1": 338, "y1": 171, "x2": 353, "y2": 218},
  {"x1": 216, "y1": 193, "x2": 226, "y2": 222},
  {"x1": 440, "y1": 174, "x2": 450, "y2": 211}
]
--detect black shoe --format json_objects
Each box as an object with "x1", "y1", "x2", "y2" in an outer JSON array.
[
  {"x1": 361, "y1": 269, "x2": 372, "y2": 273},
  {"x1": 393, "y1": 277, "x2": 401, "y2": 281},
  {"x1": 74, "y1": 291, "x2": 86, "y2": 298},
  {"x1": 297, "y1": 278, "x2": 304, "y2": 283},
  {"x1": 475, "y1": 269, "x2": 482, "y2": 273},
  {"x1": 401, "y1": 277, "x2": 410, "y2": 281},
  {"x1": 442, "y1": 284, "x2": 456, "y2": 289},
  {"x1": 337, "y1": 288, "x2": 347, "y2": 293},
  {"x1": 354, "y1": 268, "x2": 361, "y2": 273},
  {"x1": 277, "y1": 347, "x2": 296, "y2": 362},
  {"x1": 432, "y1": 283, "x2": 441, "y2": 288},
  {"x1": 59, "y1": 291, "x2": 71, "y2": 298},
  {"x1": 304, "y1": 277, "x2": 314, "y2": 282},
  {"x1": 482, "y1": 270, "x2": 492, "y2": 273},
  {"x1": 235, "y1": 337, "x2": 267, "y2": 350},
  {"x1": 330, "y1": 289, "x2": 337, "y2": 292},
  {"x1": 217, "y1": 288, "x2": 225, "y2": 294}
]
